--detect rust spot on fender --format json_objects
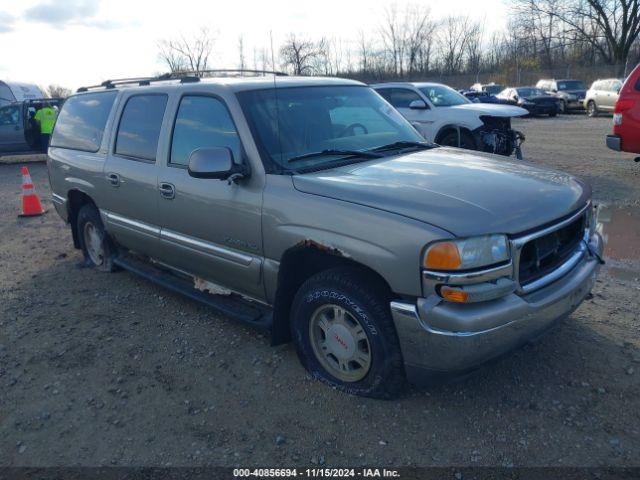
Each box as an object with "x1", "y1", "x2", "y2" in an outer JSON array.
[{"x1": 297, "y1": 239, "x2": 351, "y2": 259}]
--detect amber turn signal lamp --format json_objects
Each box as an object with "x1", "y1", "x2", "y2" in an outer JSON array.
[
  {"x1": 440, "y1": 287, "x2": 469, "y2": 303},
  {"x1": 425, "y1": 242, "x2": 462, "y2": 270}
]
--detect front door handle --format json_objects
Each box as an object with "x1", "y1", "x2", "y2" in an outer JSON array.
[
  {"x1": 159, "y1": 182, "x2": 175, "y2": 199},
  {"x1": 106, "y1": 173, "x2": 120, "y2": 187}
]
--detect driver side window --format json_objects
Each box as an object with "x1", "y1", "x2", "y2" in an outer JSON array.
[
  {"x1": 170, "y1": 95, "x2": 242, "y2": 167},
  {"x1": 389, "y1": 88, "x2": 424, "y2": 109}
]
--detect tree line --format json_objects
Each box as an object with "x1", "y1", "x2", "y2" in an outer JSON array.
[{"x1": 159, "y1": 0, "x2": 639, "y2": 85}]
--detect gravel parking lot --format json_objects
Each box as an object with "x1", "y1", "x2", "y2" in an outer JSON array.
[{"x1": 1, "y1": 115, "x2": 639, "y2": 468}]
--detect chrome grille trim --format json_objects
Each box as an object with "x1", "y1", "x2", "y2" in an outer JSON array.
[{"x1": 511, "y1": 203, "x2": 590, "y2": 294}]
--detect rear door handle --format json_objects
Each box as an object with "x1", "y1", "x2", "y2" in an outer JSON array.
[
  {"x1": 158, "y1": 182, "x2": 175, "y2": 199},
  {"x1": 106, "y1": 173, "x2": 120, "y2": 187}
]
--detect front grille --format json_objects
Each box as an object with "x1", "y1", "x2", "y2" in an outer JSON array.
[{"x1": 518, "y1": 214, "x2": 586, "y2": 286}]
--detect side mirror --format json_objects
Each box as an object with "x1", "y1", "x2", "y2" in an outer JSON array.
[
  {"x1": 409, "y1": 99, "x2": 428, "y2": 110},
  {"x1": 187, "y1": 147, "x2": 247, "y2": 182}
]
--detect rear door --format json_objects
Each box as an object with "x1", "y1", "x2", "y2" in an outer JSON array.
[
  {"x1": 593, "y1": 81, "x2": 607, "y2": 108},
  {"x1": 101, "y1": 92, "x2": 168, "y2": 258},
  {"x1": 0, "y1": 104, "x2": 27, "y2": 151},
  {"x1": 603, "y1": 80, "x2": 620, "y2": 110},
  {"x1": 155, "y1": 92, "x2": 264, "y2": 299}
]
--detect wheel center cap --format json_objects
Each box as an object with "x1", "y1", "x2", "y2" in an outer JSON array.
[{"x1": 326, "y1": 324, "x2": 356, "y2": 360}]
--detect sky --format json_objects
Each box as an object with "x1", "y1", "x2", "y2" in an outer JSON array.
[{"x1": 0, "y1": 0, "x2": 508, "y2": 92}]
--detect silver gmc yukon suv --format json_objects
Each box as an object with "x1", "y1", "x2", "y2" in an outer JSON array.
[{"x1": 48, "y1": 73, "x2": 603, "y2": 398}]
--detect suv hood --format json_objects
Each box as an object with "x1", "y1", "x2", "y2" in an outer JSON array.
[
  {"x1": 447, "y1": 103, "x2": 528, "y2": 117},
  {"x1": 292, "y1": 148, "x2": 589, "y2": 237}
]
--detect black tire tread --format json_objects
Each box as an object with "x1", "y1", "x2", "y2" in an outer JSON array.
[
  {"x1": 77, "y1": 203, "x2": 117, "y2": 272},
  {"x1": 291, "y1": 267, "x2": 405, "y2": 399}
]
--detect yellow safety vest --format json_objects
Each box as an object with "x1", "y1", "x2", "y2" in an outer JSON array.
[{"x1": 34, "y1": 107, "x2": 57, "y2": 135}]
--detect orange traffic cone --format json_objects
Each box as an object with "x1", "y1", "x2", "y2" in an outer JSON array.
[{"x1": 19, "y1": 166, "x2": 45, "y2": 217}]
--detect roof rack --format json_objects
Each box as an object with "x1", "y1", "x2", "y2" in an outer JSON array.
[{"x1": 76, "y1": 69, "x2": 288, "y2": 92}]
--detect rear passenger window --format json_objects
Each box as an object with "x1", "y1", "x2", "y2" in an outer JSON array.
[
  {"x1": 115, "y1": 95, "x2": 167, "y2": 161},
  {"x1": 50, "y1": 91, "x2": 117, "y2": 152},
  {"x1": 170, "y1": 96, "x2": 241, "y2": 167}
]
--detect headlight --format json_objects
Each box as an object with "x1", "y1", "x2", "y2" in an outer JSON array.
[{"x1": 424, "y1": 235, "x2": 510, "y2": 271}]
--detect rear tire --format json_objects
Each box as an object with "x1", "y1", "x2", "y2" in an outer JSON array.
[
  {"x1": 587, "y1": 101, "x2": 598, "y2": 117},
  {"x1": 77, "y1": 204, "x2": 117, "y2": 272},
  {"x1": 290, "y1": 267, "x2": 405, "y2": 399}
]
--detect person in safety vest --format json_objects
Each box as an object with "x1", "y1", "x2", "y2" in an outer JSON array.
[{"x1": 34, "y1": 103, "x2": 57, "y2": 151}]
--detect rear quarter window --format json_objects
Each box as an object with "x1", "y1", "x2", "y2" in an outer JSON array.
[{"x1": 50, "y1": 91, "x2": 117, "y2": 152}]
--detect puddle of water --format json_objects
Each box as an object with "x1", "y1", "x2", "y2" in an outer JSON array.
[{"x1": 596, "y1": 204, "x2": 640, "y2": 280}]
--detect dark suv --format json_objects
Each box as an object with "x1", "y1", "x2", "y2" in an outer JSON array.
[{"x1": 536, "y1": 79, "x2": 587, "y2": 113}]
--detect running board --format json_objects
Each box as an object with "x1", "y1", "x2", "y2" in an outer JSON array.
[{"x1": 113, "y1": 255, "x2": 273, "y2": 332}]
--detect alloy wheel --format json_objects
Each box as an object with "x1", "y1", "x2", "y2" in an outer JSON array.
[
  {"x1": 83, "y1": 221, "x2": 104, "y2": 266},
  {"x1": 309, "y1": 304, "x2": 372, "y2": 382}
]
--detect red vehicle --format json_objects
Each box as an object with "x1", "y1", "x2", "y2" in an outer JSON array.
[{"x1": 607, "y1": 63, "x2": 640, "y2": 156}]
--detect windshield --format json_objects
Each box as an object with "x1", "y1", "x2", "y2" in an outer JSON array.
[
  {"x1": 237, "y1": 85, "x2": 424, "y2": 171},
  {"x1": 516, "y1": 88, "x2": 546, "y2": 97},
  {"x1": 557, "y1": 80, "x2": 585, "y2": 91},
  {"x1": 418, "y1": 85, "x2": 470, "y2": 107}
]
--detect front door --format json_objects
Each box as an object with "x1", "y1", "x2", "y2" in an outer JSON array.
[
  {"x1": 156, "y1": 94, "x2": 264, "y2": 299},
  {"x1": 0, "y1": 104, "x2": 26, "y2": 151},
  {"x1": 390, "y1": 88, "x2": 435, "y2": 140},
  {"x1": 101, "y1": 93, "x2": 168, "y2": 258}
]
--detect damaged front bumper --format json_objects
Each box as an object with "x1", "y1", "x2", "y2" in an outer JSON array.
[
  {"x1": 474, "y1": 116, "x2": 525, "y2": 158},
  {"x1": 390, "y1": 232, "x2": 603, "y2": 385}
]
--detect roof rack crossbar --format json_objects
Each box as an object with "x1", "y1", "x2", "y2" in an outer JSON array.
[
  {"x1": 184, "y1": 69, "x2": 288, "y2": 77},
  {"x1": 76, "y1": 69, "x2": 287, "y2": 92}
]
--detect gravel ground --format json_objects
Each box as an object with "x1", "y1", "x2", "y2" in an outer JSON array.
[{"x1": 0, "y1": 115, "x2": 639, "y2": 468}]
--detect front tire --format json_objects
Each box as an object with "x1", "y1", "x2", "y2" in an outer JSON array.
[
  {"x1": 587, "y1": 100, "x2": 598, "y2": 117},
  {"x1": 290, "y1": 268, "x2": 405, "y2": 399},
  {"x1": 438, "y1": 129, "x2": 477, "y2": 150},
  {"x1": 77, "y1": 204, "x2": 117, "y2": 272}
]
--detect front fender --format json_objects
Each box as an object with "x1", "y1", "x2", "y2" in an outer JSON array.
[{"x1": 262, "y1": 176, "x2": 450, "y2": 301}]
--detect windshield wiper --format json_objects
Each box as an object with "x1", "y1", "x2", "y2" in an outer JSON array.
[
  {"x1": 287, "y1": 149, "x2": 383, "y2": 164},
  {"x1": 370, "y1": 141, "x2": 435, "y2": 152}
]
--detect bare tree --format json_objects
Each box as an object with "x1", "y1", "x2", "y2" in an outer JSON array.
[
  {"x1": 46, "y1": 84, "x2": 72, "y2": 98},
  {"x1": 279, "y1": 34, "x2": 326, "y2": 75},
  {"x1": 380, "y1": 5, "x2": 407, "y2": 75},
  {"x1": 404, "y1": 4, "x2": 436, "y2": 75},
  {"x1": 357, "y1": 30, "x2": 371, "y2": 72},
  {"x1": 437, "y1": 16, "x2": 476, "y2": 74},
  {"x1": 158, "y1": 27, "x2": 215, "y2": 75},
  {"x1": 464, "y1": 21, "x2": 485, "y2": 75},
  {"x1": 238, "y1": 36, "x2": 246, "y2": 70},
  {"x1": 517, "y1": 0, "x2": 640, "y2": 75}
]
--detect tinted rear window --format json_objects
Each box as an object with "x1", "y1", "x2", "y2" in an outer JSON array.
[
  {"x1": 50, "y1": 92, "x2": 117, "y2": 152},
  {"x1": 115, "y1": 94, "x2": 167, "y2": 161}
]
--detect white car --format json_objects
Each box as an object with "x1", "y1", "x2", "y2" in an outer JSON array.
[{"x1": 372, "y1": 82, "x2": 528, "y2": 157}]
